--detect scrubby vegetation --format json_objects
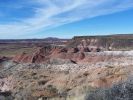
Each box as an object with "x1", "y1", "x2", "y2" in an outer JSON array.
[{"x1": 85, "y1": 77, "x2": 133, "y2": 100}]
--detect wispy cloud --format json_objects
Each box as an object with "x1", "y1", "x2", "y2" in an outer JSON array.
[{"x1": 0, "y1": 0, "x2": 133, "y2": 38}]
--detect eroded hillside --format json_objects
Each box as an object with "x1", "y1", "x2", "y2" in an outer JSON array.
[
  {"x1": 0, "y1": 35, "x2": 133, "y2": 100},
  {"x1": 68, "y1": 34, "x2": 133, "y2": 50}
]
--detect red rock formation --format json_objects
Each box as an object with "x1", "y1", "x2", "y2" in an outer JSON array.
[
  {"x1": 13, "y1": 47, "x2": 50, "y2": 63},
  {"x1": 13, "y1": 46, "x2": 103, "y2": 64}
]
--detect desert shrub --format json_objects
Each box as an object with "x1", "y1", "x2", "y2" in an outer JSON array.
[
  {"x1": 85, "y1": 77, "x2": 133, "y2": 100},
  {"x1": 0, "y1": 91, "x2": 14, "y2": 100}
]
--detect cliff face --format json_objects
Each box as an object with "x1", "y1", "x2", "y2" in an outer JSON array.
[{"x1": 67, "y1": 34, "x2": 133, "y2": 50}]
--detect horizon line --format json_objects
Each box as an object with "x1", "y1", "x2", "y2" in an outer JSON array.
[{"x1": 0, "y1": 33, "x2": 133, "y2": 40}]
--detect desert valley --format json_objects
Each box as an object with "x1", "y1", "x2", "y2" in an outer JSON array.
[
  {"x1": 0, "y1": 34, "x2": 133, "y2": 100},
  {"x1": 1, "y1": 0, "x2": 133, "y2": 100}
]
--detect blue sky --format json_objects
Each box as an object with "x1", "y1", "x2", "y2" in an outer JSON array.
[{"x1": 0, "y1": 0, "x2": 133, "y2": 39}]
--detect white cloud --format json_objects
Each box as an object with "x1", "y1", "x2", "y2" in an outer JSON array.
[{"x1": 0, "y1": 0, "x2": 133, "y2": 38}]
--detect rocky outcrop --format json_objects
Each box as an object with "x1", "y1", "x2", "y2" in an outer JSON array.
[
  {"x1": 68, "y1": 35, "x2": 133, "y2": 51},
  {"x1": 12, "y1": 46, "x2": 125, "y2": 64},
  {"x1": 12, "y1": 46, "x2": 89, "y2": 64},
  {"x1": 12, "y1": 42, "x2": 132, "y2": 64},
  {"x1": 13, "y1": 47, "x2": 51, "y2": 63}
]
